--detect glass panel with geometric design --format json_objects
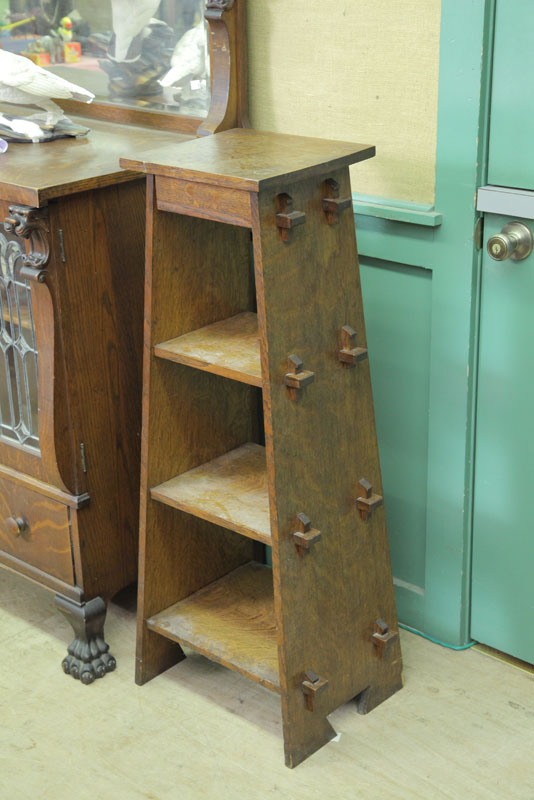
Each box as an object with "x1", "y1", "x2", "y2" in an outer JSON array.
[
  {"x1": 2, "y1": 0, "x2": 210, "y2": 119},
  {"x1": 0, "y1": 230, "x2": 39, "y2": 452}
]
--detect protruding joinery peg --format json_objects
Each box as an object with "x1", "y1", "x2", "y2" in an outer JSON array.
[
  {"x1": 371, "y1": 619, "x2": 399, "y2": 659},
  {"x1": 322, "y1": 178, "x2": 352, "y2": 225},
  {"x1": 275, "y1": 193, "x2": 306, "y2": 242},
  {"x1": 301, "y1": 670, "x2": 329, "y2": 711},
  {"x1": 339, "y1": 325, "x2": 368, "y2": 367},
  {"x1": 284, "y1": 354, "x2": 315, "y2": 400},
  {"x1": 356, "y1": 478, "x2": 383, "y2": 521},
  {"x1": 293, "y1": 512, "x2": 322, "y2": 555}
]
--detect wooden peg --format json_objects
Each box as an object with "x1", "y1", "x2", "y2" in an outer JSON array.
[
  {"x1": 339, "y1": 325, "x2": 368, "y2": 366},
  {"x1": 322, "y1": 178, "x2": 352, "y2": 225},
  {"x1": 356, "y1": 478, "x2": 383, "y2": 521},
  {"x1": 293, "y1": 512, "x2": 321, "y2": 555},
  {"x1": 371, "y1": 619, "x2": 399, "y2": 658},
  {"x1": 275, "y1": 193, "x2": 306, "y2": 242},
  {"x1": 284, "y1": 355, "x2": 315, "y2": 400},
  {"x1": 301, "y1": 670, "x2": 329, "y2": 711}
]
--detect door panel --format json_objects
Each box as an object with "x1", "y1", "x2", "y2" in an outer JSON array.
[
  {"x1": 471, "y1": 212, "x2": 534, "y2": 663},
  {"x1": 488, "y1": 0, "x2": 534, "y2": 189}
]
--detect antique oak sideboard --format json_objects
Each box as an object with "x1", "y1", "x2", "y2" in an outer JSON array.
[{"x1": 0, "y1": 0, "x2": 247, "y2": 683}]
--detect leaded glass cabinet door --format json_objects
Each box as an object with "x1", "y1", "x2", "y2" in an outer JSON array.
[
  {"x1": 0, "y1": 202, "x2": 69, "y2": 493},
  {"x1": 0, "y1": 227, "x2": 39, "y2": 452}
]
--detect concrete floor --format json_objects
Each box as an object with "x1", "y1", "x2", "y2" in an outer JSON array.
[{"x1": 1, "y1": 569, "x2": 533, "y2": 800}]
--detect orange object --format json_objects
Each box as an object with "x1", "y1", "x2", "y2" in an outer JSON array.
[
  {"x1": 64, "y1": 42, "x2": 81, "y2": 62},
  {"x1": 24, "y1": 51, "x2": 51, "y2": 66}
]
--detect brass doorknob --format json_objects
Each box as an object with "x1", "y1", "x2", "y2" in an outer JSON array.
[
  {"x1": 487, "y1": 222, "x2": 533, "y2": 261},
  {"x1": 6, "y1": 516, "x2": 28, "y2": 536}
]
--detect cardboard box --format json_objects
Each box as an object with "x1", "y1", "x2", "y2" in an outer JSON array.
[{"x1": 64, "y1": 41, "x2": 81, "y2": 62}]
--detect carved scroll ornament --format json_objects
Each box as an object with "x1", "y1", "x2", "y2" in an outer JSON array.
[
  {"x1": 3, "y1": 205, "x2": 50, "y2": 281},
  {"x1": 206, "y1": 0, "x2": 235, "y2": 10},
  {"x1": 205, "y1": 0, "x2": 235, "y2": 20}
]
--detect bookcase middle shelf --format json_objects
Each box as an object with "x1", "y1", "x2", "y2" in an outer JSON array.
[
  {"x1": 154, "y1": 311, "x2": 262, "y2": 388},
  {"x1": 150, "y1": 442, "x2": 271, "y2": 546}
]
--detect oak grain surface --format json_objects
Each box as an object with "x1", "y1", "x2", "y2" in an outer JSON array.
[
  {"x1": 0, "y1": 111, "x2": 192, "y2": 207},
  {"x1": 155, "y1": 311, "x2": 262, "y2": 387},
  {"x1": 120, "y1": 128, "x2": 375, "y2": 192},
  {"x1": 134, "y1": 130, "x2": 400, "y2": 768},
  {"x1": 148, "y1": 561, "x2": 279, "y2": 693},
  {"x1": 151, "y1": 443, "x2": 270, "y2": 545},
  {"x1": 0, "y1": 476, "x2": 74, "y2": 584}
]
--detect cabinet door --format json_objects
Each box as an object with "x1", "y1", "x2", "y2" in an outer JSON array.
[
  {"x1": 0, "y1": 221, "x2": 39, "y2": 451},
  {"x1": 471, "y1": 211, "x2": 534, "y2": 663},
  {"x1": 487, "y1": 0, "x2": 534, "y2": 189}
]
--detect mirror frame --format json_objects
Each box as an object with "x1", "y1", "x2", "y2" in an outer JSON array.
[{"x1": 58, "y1": 0, "x2": 248, "y2": 135}]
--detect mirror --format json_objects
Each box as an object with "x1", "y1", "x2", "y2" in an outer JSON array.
[{"x1": 2, "y1": 1, "x2": 210, "y2": 119}]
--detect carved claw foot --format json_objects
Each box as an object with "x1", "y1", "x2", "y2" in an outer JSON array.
[
  {"x1": 55, "y1": 595, "x2": 116, "y2": 685},
  {"x1": 61, "y1": 638, "x2": 116, "y2": 685}
]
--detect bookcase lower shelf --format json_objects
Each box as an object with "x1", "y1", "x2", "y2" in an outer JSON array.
[{"x1": 147, "y1": 561, "x2": 280, "y2": 694}]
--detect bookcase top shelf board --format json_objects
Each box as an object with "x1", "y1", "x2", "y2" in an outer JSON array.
[{"x1": 119, "y1": 128, "x2": 375, "y2": 193}]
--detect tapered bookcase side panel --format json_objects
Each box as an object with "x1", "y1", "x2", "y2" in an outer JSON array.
[
  {"x1": 252, "y1": 168, "x2": 402, "y2": 766},
  {"x1": 126, "y1": 129, "x2": 403, "y2": 767}
]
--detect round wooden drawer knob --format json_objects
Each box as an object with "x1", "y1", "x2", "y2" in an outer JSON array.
[{"x1": 6, "y1": 516, "x2": 28, "y2": 536}]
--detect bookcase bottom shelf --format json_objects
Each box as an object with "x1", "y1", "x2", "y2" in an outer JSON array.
[{"x1": 147, "y1": 561, "x2": 281, "y2": 694}]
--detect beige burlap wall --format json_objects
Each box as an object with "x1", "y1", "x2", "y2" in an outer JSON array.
[{"x1": 246, "y1": 1, "x2": 441, "y2": 204}]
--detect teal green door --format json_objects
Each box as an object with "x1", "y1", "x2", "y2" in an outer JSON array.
[
  {"x1": 471, "y1": 211, "x2": 534, "y2": 663},
  {"x1": 471, "y1": 0, "x2": 534, "y2": 663},
  {"x1": 487, "y1": 0, "x2": 534, "y2": 189}
]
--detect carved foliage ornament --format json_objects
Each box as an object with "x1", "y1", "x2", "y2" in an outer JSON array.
[
  {"x1": 3, "y1": 205, "x2": 50, "y2": 281},
  {"x1": 206, "y1": 0, "x2": 235, "y2": 9},
  {"x1": 205, "y1": 0, "x2": 234, "y2": 19}
]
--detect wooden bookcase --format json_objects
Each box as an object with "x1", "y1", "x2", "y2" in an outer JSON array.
[{"x1": 122, "y1": 129, "x2": 403, "y2": 767}]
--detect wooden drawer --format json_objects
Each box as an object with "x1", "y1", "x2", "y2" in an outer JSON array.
[{"x1": 0, "y1": 477, "x2": 75, "y2": 585}]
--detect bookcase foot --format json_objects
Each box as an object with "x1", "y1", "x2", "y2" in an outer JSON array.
[
  {"x1": 135, "y1": 627, "x2": 186, "y2": 685},
  {"x1": 283, "y1": 713, "x2": 337, "y2": 769},
  {"x1": 355, "y1": 677, "x2": 404, "y2": 715}
]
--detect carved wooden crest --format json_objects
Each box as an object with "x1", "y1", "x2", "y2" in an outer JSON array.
[
  {"x1": 205, "y1": 0, "x2": 235, "y2": 20},
  {"x1": 4, "y1": 205, "x2": 50, "y2": 280},
  {"x1": 206, "y1": 0, "x2": 235, "y2": 9}
]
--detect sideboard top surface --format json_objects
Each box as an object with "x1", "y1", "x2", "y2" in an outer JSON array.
[
  {"x1": 0, "y1": 110, "x2": 192, "y2": 207},
  {"x1": 120, "y1": 128, "x2": 376, "y2": 192}
]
